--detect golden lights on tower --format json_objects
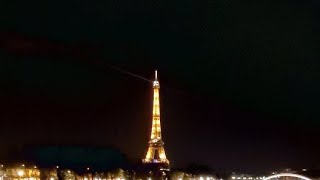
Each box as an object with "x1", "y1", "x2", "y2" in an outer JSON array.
[{"x1": 143, "y1": 70, "x2": 169, "y2": 165}]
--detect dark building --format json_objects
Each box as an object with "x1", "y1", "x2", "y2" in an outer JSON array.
[{"x1": 11, "y1": 145, "x2": 130, "y2": 174}]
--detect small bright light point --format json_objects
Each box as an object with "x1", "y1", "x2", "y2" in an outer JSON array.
[
  {"x1": 56, "y1": 166, "x2": 59, "y2": 168},
  {"x1": 302, "y1": 169, "x2": 307, "y2": 172},
  {"x1": 34, "y1": 166, "x2": 37, "y2": 169},
  {"x1": 87, "y1": 167, "x2": 90, "y2": 170},
  {"x1": 200, "y1": 177, "x2": 204, "y2": 180},
  {"x1": 243, "y1": 177, "x2": 247, "y2": 180},
  {"x1": 232, "y1": 177, "x2": 236, "y2": 180},
  {"x1": 67, "y1": 170, "x2": 71, "y2": 173},
  {"x1": 22, "y1": 164, "x2": 25, "y2": 167},
  {"x1": 50, "y1": 178, "x2": 55, "y2": 180}
]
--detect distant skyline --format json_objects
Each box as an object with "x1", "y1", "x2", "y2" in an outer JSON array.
[{"x1": 1, "y1": 0, "x2": 320, "y2": 172}]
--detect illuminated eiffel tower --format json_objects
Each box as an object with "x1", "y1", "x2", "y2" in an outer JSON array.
[{"x1": 142, "y1": 70, "x2": 170, "y2": 169}]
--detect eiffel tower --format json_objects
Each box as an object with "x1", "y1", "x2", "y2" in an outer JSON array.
[{"x1": 142, "y1": 70, "x2": 170, "y2": 170}]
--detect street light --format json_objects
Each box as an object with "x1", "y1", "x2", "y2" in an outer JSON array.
[{"x1": 18, "y1": 170, "x2": 24, "y2": 180}]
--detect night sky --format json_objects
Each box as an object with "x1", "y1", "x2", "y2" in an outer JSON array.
[{"x1": 0, "y1": 0, "x2": 320, "y2": 173}]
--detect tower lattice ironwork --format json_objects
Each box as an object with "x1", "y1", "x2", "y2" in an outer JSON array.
[{"x1": 142, "y1": 70, "x2": 170, "y2": 166}]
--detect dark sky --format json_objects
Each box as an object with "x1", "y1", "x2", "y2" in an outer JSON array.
[{"x1": 0, "y1": 0, "x2": 320, "y2": 173}]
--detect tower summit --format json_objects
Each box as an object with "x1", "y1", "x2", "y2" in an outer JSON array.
[{"x1": 142, "y1": 70, "x2": 170, "y2": 167}]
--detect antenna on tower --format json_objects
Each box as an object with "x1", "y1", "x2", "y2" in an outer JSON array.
[{"x1": 155, "y1": 70, "x2": 158, "y2": 80}]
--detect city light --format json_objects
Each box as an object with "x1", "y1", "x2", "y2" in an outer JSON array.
[
  {"x1": 17, "y1": 170, "x2": 24, "y2": 177},
  {"x1": 263, "y1": 173, "x2": 311, "y2": 180},
  {"x1": 0, "y1": 162, "x2": 315, "y2": 180}
]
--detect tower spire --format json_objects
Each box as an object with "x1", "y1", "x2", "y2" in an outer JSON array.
[
  {"x1": 142, "y1": 70, "x2": 169, "y2": 167},
  {"x1": 155, "y1": 70, "x2": 158, "y2": 80}
]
